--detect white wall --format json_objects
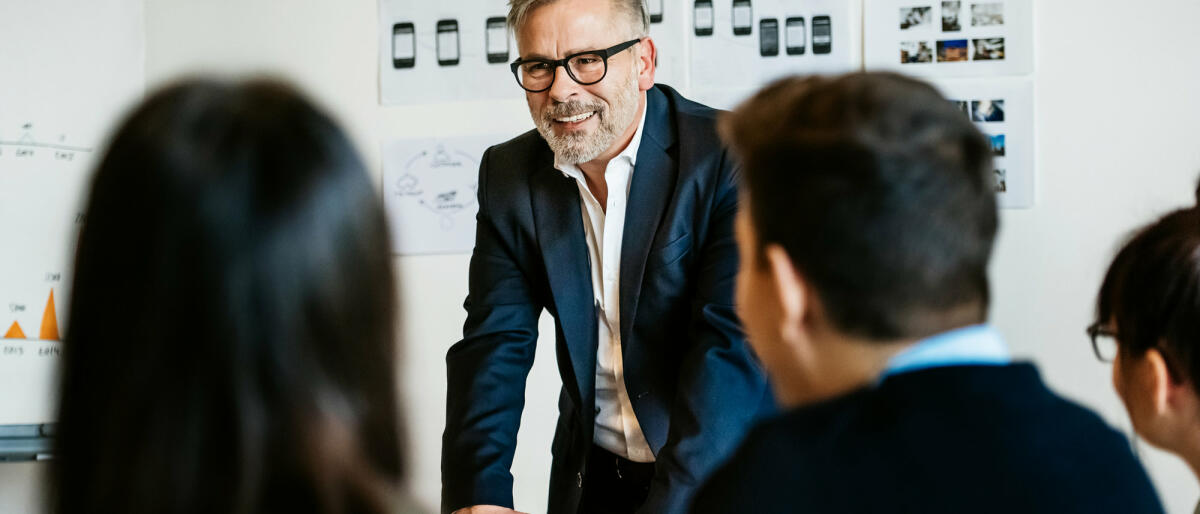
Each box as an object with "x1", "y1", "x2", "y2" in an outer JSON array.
[
  {"x1": 2, "y1": 0, "x2": 1199, "y2": 512},
  {"x1": 993, "y1": 2, "x2": 1200, "y2": 512}
]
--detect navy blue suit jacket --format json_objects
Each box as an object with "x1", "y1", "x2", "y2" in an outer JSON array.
[
  {"x1": 693, "y1": 364, "x2": 1165, "y2": 513},
  {"x1": 442, "y1": 85, "x2": 774, "y2": 514}
]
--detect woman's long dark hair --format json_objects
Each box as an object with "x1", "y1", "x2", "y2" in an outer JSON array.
[{"x1": 52, "y1": 79, "x2": 403, "y2": 514}]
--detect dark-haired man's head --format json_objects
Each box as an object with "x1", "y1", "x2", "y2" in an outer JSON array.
[
  {"x1": 721, "y1": 72, "x2": 998, "y2": 407},
  {"x1": 1093, "y1": 184, "x2": 1200, "y2": 478}
]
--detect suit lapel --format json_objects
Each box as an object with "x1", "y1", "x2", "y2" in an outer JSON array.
[
  {"x1": 531, "y1": 157, "x2": 597, "y2": 415},
  {"x1": 620, "y1": 87, "x2": 679, "y2": 347}
]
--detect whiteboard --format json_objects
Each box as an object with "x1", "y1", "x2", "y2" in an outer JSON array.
[{"x1": 0, "y1": 0, "x2": 144, "y2": 425}]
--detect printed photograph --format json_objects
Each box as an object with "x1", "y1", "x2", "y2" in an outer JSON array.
[
  {"x1": 937, "y1": 39, "x2": 968, "y2": 62},
  {"x1": 901, "y1": 41, "x2": 934, "y2": 63},
  {"x1": 994, "y1": 169, "x2": 1007, "y2": 192},
  {"x1": 971, "y1": 99, "x2": 1005, "y2": 122},
  {"x1": 973, "y1": 38, "x2": 1005, "y2": 60},
  {"x1": 900, "y1": 6, "x2": 933, "y2": 30},
  {"x1": 942, "y1": 1, "x2": 962, "y2": 31},
  {"x1": 951, "y1": 100, "x2": 970, "y2": 117},
  {"x1": 990, "y1": 134, "x2": 1006, "y2": 156},
  {"x1": 971, "y1": 2, "x2": 1004, "y2": 26}
]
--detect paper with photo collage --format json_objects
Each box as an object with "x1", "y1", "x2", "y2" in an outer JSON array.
[
  {"x1": 687, "y1": 0, "x2": 863, "y2": 110},
  {"x1": 863, "y1": 0, "x2": 1032, "y2": 77},
  {"x1": 932, "y1": 77, "x2": 1034, "y2": 208}
]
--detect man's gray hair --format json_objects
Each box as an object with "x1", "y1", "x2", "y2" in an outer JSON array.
[{"x1": 508, "y1": 0, "x2": 650, "y2": 40}]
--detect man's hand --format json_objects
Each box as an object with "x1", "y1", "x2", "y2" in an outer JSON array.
[{"x1": 452, "y1": 506, "x2": 526, "y2": 514}]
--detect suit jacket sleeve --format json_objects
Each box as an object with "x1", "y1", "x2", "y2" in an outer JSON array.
[
  {"x1": 640, "y1": 156, "x2": 773, "y2": 514},
  {"x1": 442, "y1": 148, "x2": 542, "y2": 513}
]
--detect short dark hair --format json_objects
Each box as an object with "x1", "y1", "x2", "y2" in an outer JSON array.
[
  {"x1": 1095, "y1": 181, "x2": 1200, "y2": 393},
  {"x1": 53, "y1": 79, "x2": 404, "y2": 513},
  {"x1": 721, "y1": 72, "x2": 998, "y2": 340}
]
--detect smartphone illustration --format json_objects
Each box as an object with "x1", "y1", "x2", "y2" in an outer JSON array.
[
  {"x1": 648, "y1": 0, "x2": 664, "y2": 23},
  {"x1": 694, "y1": 0, "x2": 713, "y2": 36},
  {"x1": 436, "y1": 19, "x2": 459, "y2": 66},
  {"x1": 812, "y1": 15, "x2": 831, "y2": 54},
  {"x1": 392, "y1": 22, "x2": 415, "y2": 69},
  {"x1": 785, "y1": 17, "x2": 805, "y2": 55},
  {"x1": 732, "y1": 0, "x2": 753, "y2": 36},
  {"x1": 485, "y1": 17, "x2": 509, "y2": 64},
  {"x1": 759, "y1": 18, "x2": 779, "y2": 56}
]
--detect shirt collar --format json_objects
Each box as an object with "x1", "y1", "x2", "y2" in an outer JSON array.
[
  {"x1": 880, "y1": 324, "x2": 1011, "y2": 380},
  {"x1": 556, "y1": 97, "x2": 649, "y2": 179}
]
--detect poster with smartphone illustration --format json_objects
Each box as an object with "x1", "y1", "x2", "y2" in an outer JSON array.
[
  {"x1": 688, "y1": 0, "x2": 862, "y2": 110},
  {"x1": 379, "y1": 0, "x2": 516, "y2": 105},
  {"x1": 863, "y1": 0, "x2": 1032, "y2": 77},
  {"x1": 645, "y1": 0, "x2": 690, "y2": 88},
  {"x1": 933, "y1": 76, "x2": 1034, "y2": 208}
]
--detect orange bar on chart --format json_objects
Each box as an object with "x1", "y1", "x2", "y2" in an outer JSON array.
[
  {"x1": 39, "y1": 289, "x2": 59, "y2": 341},
  {"x1": 4, "y1": 321, "x2": 26, "y2": 339}
]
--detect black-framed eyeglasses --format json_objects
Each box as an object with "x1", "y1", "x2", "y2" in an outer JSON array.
[
  {"x1": 510, "y1": 38, "x2": 642, "y2": 93},
  {"x1": 1086, "y1": 321, "x2": 1118, "y2": 362}
]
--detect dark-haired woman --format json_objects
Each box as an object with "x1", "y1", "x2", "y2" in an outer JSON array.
[
  {"x1": 1092, "y1": 181, "x2": 1200, "y2": 513},
  {"x1": 52, "y1": 79, "x2": 414, "y2": 514}
]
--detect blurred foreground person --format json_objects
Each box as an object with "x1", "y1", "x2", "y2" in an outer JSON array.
[
  {"x1": 52, "y1": 79, "x2": 414, "y2": 514},
  {"x1": 692, "y1": 72, "x2": 1164, "y2": 513}
]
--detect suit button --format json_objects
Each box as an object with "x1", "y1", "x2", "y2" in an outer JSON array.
[{"x1": 577, "y1": 471, "x2": 583, "y2": 488}]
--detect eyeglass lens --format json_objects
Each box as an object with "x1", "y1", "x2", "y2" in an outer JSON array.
[
  {"x1": 1092, "y1": 334, "x2": 1118, "y2": 362},
  {"x1": 518, "y1": 53, "x2": 607, "y2": 91}
]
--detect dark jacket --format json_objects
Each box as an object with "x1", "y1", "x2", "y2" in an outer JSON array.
[
  {"x1": 693, "y1": 364, "x2": 1165, "y2": 513},
  {"x1": 442, "y1": 85, "x2": 774, "y2": 514}
]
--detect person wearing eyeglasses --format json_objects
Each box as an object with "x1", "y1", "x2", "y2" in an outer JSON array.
[
  {"x1": 1091, "y1": 182, "x2": 1200, "y2": 513},
  {"x1": 440, "y1": 1, "x2": 774, "y2": 513}
]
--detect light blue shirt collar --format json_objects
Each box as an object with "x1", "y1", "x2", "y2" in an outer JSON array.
[{"x1": 881, "y1": 324, "x2": 1010, "y2": 380}]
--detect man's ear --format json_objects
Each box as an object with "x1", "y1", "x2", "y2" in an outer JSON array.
[
  {"x1": 636, "y1": 37, "x2": 657, "y2": 91},
  {"x1": 764, "y1": 244, "x2": 808, "y2": 344}
]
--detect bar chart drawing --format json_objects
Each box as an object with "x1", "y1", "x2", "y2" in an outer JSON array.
[{"x1": 3, "y1": 289, "x2": 59, "y2": 342}]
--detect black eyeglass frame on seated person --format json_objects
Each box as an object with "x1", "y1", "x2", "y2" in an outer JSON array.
[
  {"x1": 510, "y1": 38, "x2": 642, "y2": 93},
  {"x1": 1086, "y1": 321, "x2": 1119, "y2": 362},
  {"x1": 1087, "y1": 320, "x2": 1186, "y2": 383}
]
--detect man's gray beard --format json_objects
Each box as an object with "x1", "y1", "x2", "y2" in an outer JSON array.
[{"x1": 535, "y1": 70, "x2": 640, "y2": 165}]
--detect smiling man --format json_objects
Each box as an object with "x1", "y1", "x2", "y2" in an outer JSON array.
[{"x1": 440, "y1": 1, "x2": 773, "y2": 513}]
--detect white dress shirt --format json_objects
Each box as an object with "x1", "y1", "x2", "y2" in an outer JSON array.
[{"x1": 555, "y1": 106, "x2": 655, "y2": 463}]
